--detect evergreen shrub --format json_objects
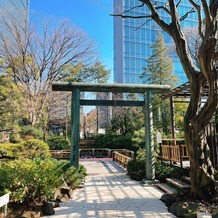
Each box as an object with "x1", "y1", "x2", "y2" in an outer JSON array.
[
  {"x1": 127, "y1": 159, "x2": 146, "y2": 181},
  {"x1": 0, "y1": 159, "x2": 87, "y2": 204},
  {"x1": 19, "y1": 126, "x2": 43, "y2": 139},
  {"x1": 0, "y1": 158, "x2": 63, "y2": 203},
  {"x1": 0, "y1": 143, "x2": 22, "y2": 158},
  {"x1": 46, "y1": 136, "x2": 70, "y2": 150},
  {"x1": 20, "y1": 139, "x2": 51, "y2": 159},
  {"x1": 94, "y1": 133, "x2": 137, "y2": 151}
]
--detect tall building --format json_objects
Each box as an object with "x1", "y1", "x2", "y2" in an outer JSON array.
[{"x1": 113, "y1": 0, "x2": 198, "y2": 85}]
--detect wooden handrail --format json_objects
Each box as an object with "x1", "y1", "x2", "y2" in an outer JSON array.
[{"x1": 113, "y1": 151, "x2": 131, "y2": 169}]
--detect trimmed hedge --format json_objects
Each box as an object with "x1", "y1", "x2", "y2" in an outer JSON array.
[{"x1": 94, "y1": 133, "x2": 138, "y2": 151}]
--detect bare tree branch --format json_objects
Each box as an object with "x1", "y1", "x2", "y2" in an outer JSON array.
[{"x1": 188, "y1": 0, "x2": 204, "y2": 38}]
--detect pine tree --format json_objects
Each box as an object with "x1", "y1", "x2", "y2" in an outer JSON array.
[
  {"x1": 141, "y1": 31, "x2": 179, "y2": 134},
  {"x1": 141, "y1": 31, "x2": 178, "y2": 86}
]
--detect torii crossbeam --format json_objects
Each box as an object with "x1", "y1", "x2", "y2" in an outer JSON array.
[{"x1": 52, "y1": 82, "x2": 170, "y2": 180}]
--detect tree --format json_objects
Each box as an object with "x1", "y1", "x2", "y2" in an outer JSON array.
[
  {"x1": 109, "y1": 94, "x2": 144, "y2": 135},
  {"x1": 141, "y1": 31, "x2": 178, "y2": 134},
  {"x1": 0, "y1": 74, "x2": 23, "y2": 131},
  {"x1": 0, "y1": 2, "x2": 95, "y2": 127},
  {"x1": 56, "y1": 59, "x2": 111, "y2": 137},
  {"x1": 114, "y1": 0, "x2": 218, "y2": 199}
]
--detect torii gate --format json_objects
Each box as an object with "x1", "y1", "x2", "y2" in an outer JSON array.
[{"x1": 52, "y1": 82, "x2": 170, "y2": 180}]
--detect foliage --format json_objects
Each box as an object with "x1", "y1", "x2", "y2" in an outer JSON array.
[
  {"x1": 135, "y1": 148, "x2": 146, "y2": 161},
  {"x1": 0, "y1": 158, "x2": 63, "y2": 203},
  {"x1": 140, "y1": 32, "x2": 178, "y2": 134},
  {"x1": 19, "y1": 126, "x2": 43, "y2": 139},
  {"x1": 141, "y1": 31, "x2": 177, "y2": 86},
  {"x1": 127, "y1": 159, "x2": 189, "y2": 182},
  {"x1": 20, "y1": 139, "x2": 51, "y2": 159},
  {"x1": 0, "y1": 158, "x2": 87, "y2": 204},
  {"x1": 174, "y1": 100, "x2": 188, "y2": 135},
  {"x1": 0, "y1": 143, "x2": 22, "y2": 158},
  {"x1": 63, "y1": 164, "x2": 87, "y2": 189},
  {"x1": 131, "y1": 128, "x2": 145, "y2": 148},
  {"x1": 155, "y1": 162, "x2": 189, "y2": 182},
  {"x1": 0, "y1": 139, "x2": 50, "y2": 159},
  {"x1": 127, "y1": 159, "x2": 146, "y2": 181},
  {"x1": 0, "y1": 74, "x2": 23, "y2": 130},
  {"x1": 94, "y1": 133, "x2": 138, "y2": 151},
  {"x1": 124, "y1": 0, "x2": 218, "y2": 199},
  {"x1": 46, "y1": 136, "x2": 70, "y2": 150},
  {"x1": 0, "y1": 4, "x2": 95, "y2": 126},
  {"x1": 61, "y1": 60, "x2": 110, "y2": 83},
  {"x1": 110, "y1": 107, "x2": 144, "y2": 135}
]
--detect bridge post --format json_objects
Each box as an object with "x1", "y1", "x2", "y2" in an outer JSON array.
[
  {"x1": 144, "y1": 91, "x2": 155, "y2": 180},
  {"x1": 70, "y1": 89, "x2": 80, "y2": 168}
]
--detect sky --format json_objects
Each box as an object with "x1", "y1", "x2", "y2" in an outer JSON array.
[{"x1": 29, "y1": 0, "x2": 114, "y2": 82}]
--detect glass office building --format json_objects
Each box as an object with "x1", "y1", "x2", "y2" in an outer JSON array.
[{"x1": 113, "y1": 0, "x2": 198, "y2": 85}]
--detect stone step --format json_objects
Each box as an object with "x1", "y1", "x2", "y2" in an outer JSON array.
[
  {"x1": 182, "y1": 176, "x2": 191, "y2": 184},
  {"x1": 156, "y1": 183, "x2": 178, "y2": 195},
  {"x1": 166, "y1": 178, "x2": 191, "y2": 190}
]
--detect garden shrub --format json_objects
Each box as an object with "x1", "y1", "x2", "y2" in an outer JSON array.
[
  {"x1": 19, "y1": 125, "x2": 43, "y2": 140},
  {"x1": 0, "y1": 158, "x2": 63, "y2": 203},
  {"x1": 63, "y1": 164, "x2": 87, "y2": 189},
  {"x1": 94, "y1": 133, "x2": 137, "y2": 151},
  {"x1": 46, "y1": 136, "x2": 70, "y2": 150},
  {"x1": 0, "y1": 143, "x2": 22, "y2": 158},
  {"x1": 20, "y1": 139, "x2": 51, "y2": 159},
  {"x1": 127, "y1": 158, "x2": 189, "y2": 182},
  {"x1": 127, "y1": 159, "x2": 146, "y2": 181},
  {"x1": 0, "y1": 159, "x2": 87, "y2": 204},
  {"x1": 155, "y1": 162, "x2": 189, "y2": 182}
]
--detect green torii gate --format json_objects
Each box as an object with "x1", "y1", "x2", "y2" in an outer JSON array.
[{"x1": 52, "y1": 82, "x2": 170, "y2": 180}]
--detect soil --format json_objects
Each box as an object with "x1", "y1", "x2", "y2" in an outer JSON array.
[
  {"x1": 171, "y1": 189, "x2": 218, "y2": 216},
  {"x1": 4, "y1": 202, "x2": 42, "y2": 218}
]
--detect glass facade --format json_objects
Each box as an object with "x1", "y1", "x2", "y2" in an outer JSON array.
[{"x1": 113, "y1": 0, "x2": 198, "y2": 85}]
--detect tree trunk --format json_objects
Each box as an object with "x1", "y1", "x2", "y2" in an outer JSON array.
[
  {"x1": 185, "y1": 124, "x2": 215, "y2": 200},
  {"x1": 184, "y1": 76, "x2": 216, "y2": 200}
]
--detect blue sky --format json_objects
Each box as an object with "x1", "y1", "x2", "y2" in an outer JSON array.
[{"x1": 30, "y1": 0, "x2": 114, "y2": 81}]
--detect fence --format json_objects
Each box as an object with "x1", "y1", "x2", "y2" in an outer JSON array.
[{"x1": 158, "y1": 139, "x2": 189, "y2": 168}]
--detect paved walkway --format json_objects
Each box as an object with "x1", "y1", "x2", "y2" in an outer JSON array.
[{"x1": 43, "y1": 160, "x2": 176, "y2": 218}]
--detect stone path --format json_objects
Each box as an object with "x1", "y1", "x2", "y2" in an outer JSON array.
[{"x1": 43, "y1": 160, "x2": 176, "y2": 218}]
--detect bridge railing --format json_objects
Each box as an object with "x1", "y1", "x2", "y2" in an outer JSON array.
[
  {"x1": 50, "y1": 148, "x2": 135, "y2": 160},
  {"x1": 113, "y1": 151, "x2": 132, "y2": 169}
]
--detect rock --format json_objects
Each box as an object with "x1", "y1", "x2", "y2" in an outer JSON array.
[
  {"x1": 160, "y1": 193, "x2": 176, "y2": 207},
  {"x1": 59, "y1": 194, "x2": 69, "y2": 203},
  {"x1": 54, "y1": 188, "x2": 61, "y2": 200},
  {"x1": 169, "y1": 203, "x2": 178, "y2": 216},
  {"x1": 61, "y1": 186, "x2": 71, "y2": 198},
  {"x1": 176, "y1": 202, "x2": 198, "y2": 218},
  {"x1": 42, "y1": 202, "x2": 55, "y2": 215},
  {"x1": 69, "y1": 188, "x2": 74, "y2": 199},
  {"x1": 49, "y1": 199, "x2": 60, "y2": 208}
]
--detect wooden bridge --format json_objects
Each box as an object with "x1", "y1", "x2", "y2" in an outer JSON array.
[{"x1": 50, "y1": 141, "x2": 190, "y2": 169}]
